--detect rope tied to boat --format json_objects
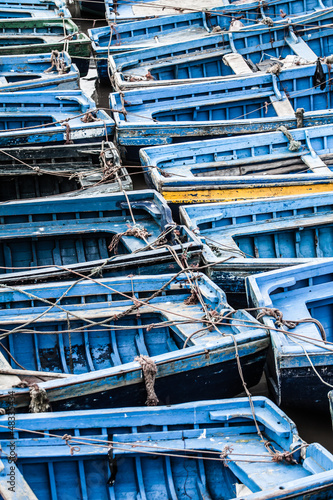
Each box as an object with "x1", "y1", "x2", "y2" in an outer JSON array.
[
  {"x1": 62, "y1": 434, "x2": 81, "y2": 456},
  {"x1": 135, "y1": 355, "x2": 159, "y2": 406},
  {"x1": 64, "y1": 122, "x2": 73, "y2": 145},
  {"x1": 267, "y1": 62, "x2": 282, "y2": 75},
  {"x1": 108, "y1": 225, "x2": 151, "y2": 254},
  {"x1": 295, "y1": 107, "x2": 304, "y2": 128},
  {"x1": 81, "y1": 112, "x2": 101, "y2": 123},
  {"x1": 44, "y1": 50, "x2": 69, "y2": 75},
  {"x1": 29, "y1": 384, "x2": 51, "y2": 413},
  {"x1": 261, "y1": 16, "x2": 274, "y2": 27},
  {"x1": 220, "y1": 445, "x2": 233, "y2": 466},
  {"x1": 256, "y1": 307, "x2": 327, "y2": 342},
  {"x1": 277, "y1": 125, "x2": 301, "y2": 151}
]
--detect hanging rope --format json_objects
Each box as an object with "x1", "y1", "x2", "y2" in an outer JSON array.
[
  {"x1": 277, "y1": 125, "x2": 301, "y2": 151},
  {"x1": 44, "y1": 50, "x2": 69, "y2": 75},
  {"x1": 135, "y1": 355, "x2": 159, "y2": 406},
  {"x1": 29, "y1": 384, "x2": 51, "y2": 413},
  {"x1": 295, "y1": 107, "x2": 305, "y2": 128}
]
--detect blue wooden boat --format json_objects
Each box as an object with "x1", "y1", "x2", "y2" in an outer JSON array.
[
  {"x1": 0, "y1": 0, "x2": 71, "y2": 16},
  {"x1": 140, "y1": 123, "x2": 333, "y2": 204},
  {"x1": 112, "y1": 64, "x2": 333, "y2": 159},
  {"x1": 0, "y1": 398, "x2": 333, "y2": 498},
  {"x1": 0, "y1": 190, "x2": 202, "y2": 284},
  {"x1": 109, "y1": 9, "x2": 333, "y2": 90},
  {"x1": 0, "y1": 273, "x2": 268, "y2": 411},
  {"x1": 329, "y1": 391, "x2": 333, "y2": 427},
  {"x1": 0, "y1": 19, "x2": 91, "y2": 77},
  {"x1": 247, "y1": 259, "x2": 333, "y2": 410},
  {"x1": 180, "y1": 193, "x2": 333, "y2": 300},
  {"x1": 0, "y1": 141, "x2": 132, "y2": 200},
  {"x1": 104, "y1": 0, "x2": 333, "y2": 23},
  {"x1": 0, "y1": 52, "x2": 79, "y2": 92},
  {"x1": 94, "y1": 6, "x2": 333, "y2": 81},
  {"x1": 0, "y1": 90, "x2": 114, "y2": 147}
]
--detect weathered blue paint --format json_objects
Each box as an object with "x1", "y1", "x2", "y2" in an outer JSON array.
[
  {"x1": 0, "y1": 90, "x2": 113, "y2": 147},
  {"x1": 0, "y1": 274, "x2": 268, "y2": 411},
  {"x1": 105, "y1": 0, "x2": 333, "y2": 24},
  {"x1": 0, "y1": 189, "x2": 201, "y2": 284},
  {"x1": 0, "y1": 52, "x2": 79, "y2": 92},
  {"x1": 246, "y1": 259, "x2": 333, "y2": 411},
  {"x1": 0, "y1": 0, "x2": 71, "y2": 16},
  {"x1": 112, "y1": 65, "x2": 333, "y2": 157},
  {"x1": 180, "y1": 192, "x2": 333, "y2": 294},
  {"x1": 0, "y1": 397, "x2": 332, "y2": 499},
  {"x1": 110, "y1": 9, "x2": 333, "y2": 90},
  {"x1": 140, "y1": 123, "x2": 333, "y2": 195},
  {"x1": 0, "y1": 141, "x2": 132, "y2": 201}
]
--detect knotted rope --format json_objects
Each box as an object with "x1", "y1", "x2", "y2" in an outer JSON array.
[
  {"x1": 261, "y1": 17, "x2": 274, "y2": 27},
  {"x1": 135, "y1": 355, "x2": 159, "y2": 406},
  {"x1": 267, "y1": 62, "x2": 282, "y2": 75},
  {"x1": 81, "y1": 112, "x2": 101, "y2": 123},
  {"x1": 44, "y1": 50, "x2": 68, "y2": 75},
  {"x1": 108, "y1": 226, "x2": 150, "y2": 254},
  {"x1": 29, "y1": 384, "x2": 51, "y2": 413},
  {"x1": 277, "y1": 125, "x2": 301, "y2": 151},
  {"x1": 62, "y1": 434, "x2": 81, "y2": 456},
  {"x1": 257, "y1": 307, "x2": 327, "y2": 342},
  {"x1": 295, "y1": 107, "x2": 304, "y2": 128}
]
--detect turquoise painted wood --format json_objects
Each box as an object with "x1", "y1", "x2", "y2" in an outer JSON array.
[
  {"x1": 0, "y1": 274, "x2": 268, "y2": 411},
  {"x1": 109, "y1": 9, "x2": 333, "y2": 90},
  {"x1": 0, "y1": 398, "x2": 332, "y2": 499},
  {"x1": 0, "y1": 52, "x2": 79, "y2": 92},
  {"x1": 246, "y1": 259, "x2": 333, "y2": 411},
  {"x1": 0, "y1": 189, "x2": 202, "y2": 284},
  {"x1": 180, "y1": 192, "x2": 333, "y2": 295},
  {"x1": 112, "y1": 65, "x2": 333, "y2": 157},
  {"x1": 0, "y1": 90, "x2": 114, "y2": 146},
  {"x1": 140, "y1": 123, "x2": 333, "y2": 195}
]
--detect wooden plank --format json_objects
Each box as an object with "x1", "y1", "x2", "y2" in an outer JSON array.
[{"x1": 222, "y1": 53, "x2": 252, "y2": 75}]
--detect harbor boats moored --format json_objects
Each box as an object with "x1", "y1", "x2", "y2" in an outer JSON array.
[
  {"x1": 246, "y1": 259, "x2": 333, "y2": 411},
  {"x1": 109, "y1": 9, "x2": 333, "y2": 91},
  {"x1": 112, "y1": 65, "x2": 333, "y2": 158},
  {"x1": 140, "y1": 124, "x2": 333, "y2": 203},
  {"x1": 0, "y1": 274, "x2": 268, "y2": 411},
  {"x1": 0, "y1": 397, "x2": 333, "y2": 499},
  {"x1": 0, "y1": 52, "x2": 80, "y2": 92},
  {"x1": 0, "y1": 190, "x2": 202, "y2": 284},
  {"x1": 0, "y1": 141, "x2": 132, "y2": 200},
  {"x1": 0, "y1": 18, "x2": 91, "y2": 76},
  {"x1": 0, "y1": 90, "x2": 114, "y2": 147},
  {"x1": 0, "y1": 0, "x2": 71, "y2": 17},
  {"x1": 179, "y1": 192, "x2": 333, "y2": 299}
]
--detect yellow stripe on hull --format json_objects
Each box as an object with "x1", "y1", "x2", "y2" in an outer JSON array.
[{"x1": 163, "y1": 184, "x2": 333, "y2": 204}]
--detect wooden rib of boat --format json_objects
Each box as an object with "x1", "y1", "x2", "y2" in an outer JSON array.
[
  {"x1": 0, "y1": 141, "x2": 132, "y2": 201},
  {"x1": 109, "y1": 9, "x2": 333, "y2": 90},
  {"x1": 180, "y1": 192, "x2": 333, "y2": 300},
  {"x1": 0, "y1": 189, "x2": 202, "y2": 285},
  {"x1": 0, "y1": 90, "x2": 114, "y2": 147},
  {"x1": 247, "y1": 259, "x2": 333, "y2": 410},
  {"x1": 111, "y1": 64, "x2": 333, "y2": 159},
  {"x1": 0, "y1": 52, "x2": 79, "y2": 92},
  {"x1": 0, "y1": 273, "x2": 268, "y2": 411},
  {"x1": 0, "y1": 18, "x2": 91, "y2": 76},
  {"x1": 139, "y1": 124, "x2": 333, "y2": 203},
  {"x1": 0, "y1": 398, "x2": 333, "y2": 498}
]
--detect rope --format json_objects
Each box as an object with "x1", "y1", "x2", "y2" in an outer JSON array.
[
  {"x1": 108, "y1": 226, "x2": 150, "y2": 254},
  {"x1": 277, "y1": 125, "x2": 301, "y2": 151},
  {"x1": 29, "y1": 384, "x2": 51, "y2": 413},
  {"x1": 256, "y1": 307, "x2": 327, "y2": 342},
  {"x1": 44, "y1": 50, "x2": 69, "y2": 75},
  {"x1": 295, "y1": 107, "x2": 305, "y2": 128},
  {"x1": 135, "y1": 354, "x2": 159, "y2": 406}
]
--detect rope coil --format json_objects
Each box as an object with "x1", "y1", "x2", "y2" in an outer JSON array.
[{"x1": 277, "y1": 125, "x2": 301, "y2": 151}]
